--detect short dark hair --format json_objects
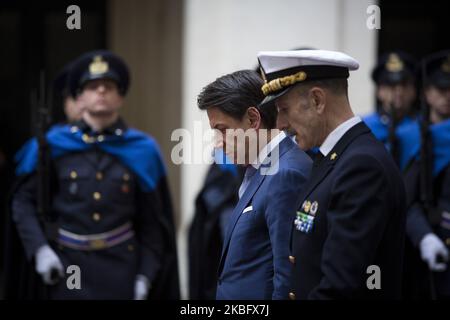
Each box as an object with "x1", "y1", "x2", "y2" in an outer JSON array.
[{"x1": 197, "y1": 70, "x2": 277, "y2": 128}]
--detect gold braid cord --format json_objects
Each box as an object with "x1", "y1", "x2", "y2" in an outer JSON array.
[{"x1": 261, "y1": 71, "x2": 307, "y2": 96}]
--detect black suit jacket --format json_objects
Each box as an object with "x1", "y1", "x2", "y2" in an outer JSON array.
[{"x1": 289, "y1": 122, "x2": 406, "y2": 299}]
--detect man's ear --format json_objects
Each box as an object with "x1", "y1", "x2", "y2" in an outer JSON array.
[
  {"x1": 309, "y1": 87, "x2": 326, "y2": 114},
  {"x1": 246, "y1": 106, "x2": 262, "y2": 129}
]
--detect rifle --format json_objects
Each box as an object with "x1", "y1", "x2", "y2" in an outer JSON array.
[
  {"x1": 418, "y1": 59, "x2": 440, "y2": 300},
  {"x1": 31, "y1": 71, "x2": 59, "y2": 238},
  {"x1": 31, "y1": 71, "x2": 62, "y2": 284}
]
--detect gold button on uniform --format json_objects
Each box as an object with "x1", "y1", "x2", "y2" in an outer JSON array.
[
  {"x1": 289, "y1": 292, "x2": 296, "y2": 300},
  {"x1": 128, "y1": 244, "x2": 134, "y2": 252},
  {"x1": 93, "y1": 192, "x2": 101, "y2": 200},
  {"x1": 92, "y1": 212, "x2": 101, "y2": 221},
  {"x1": 70, "y1": 171, "x2": 77, "y2": 179},
  {"x1": 82, "y1": 134, "x2": 94, "y2": 143},
  {"x1": 97, "y1": 135, "x2": 105, "y2": 142},
  {"x1": 123, "y1": 173, "x2": 130, "y2": 181},
  {"x1": 446, "y1": 238, "x2": 450, "y2": 246},
  {"x1": 289, "y1": 255, "x2": 296, "y2": 264},
  {"x1": 96, "y1": 172, "x2": 103, "y2": 180}
]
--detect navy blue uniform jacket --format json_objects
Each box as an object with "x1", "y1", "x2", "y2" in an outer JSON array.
[{"x1": 289, "y1": 122, "x2": 406, "y2": 299}]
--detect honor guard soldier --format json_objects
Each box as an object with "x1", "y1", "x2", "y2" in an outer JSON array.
[
  {"x1": 2, "y1": 60, "x2": 83, "y2": 296},
  {"x1": 258, "y1": 49, "x2": 407, "y2": 299},
  {"x1": 400, "y1": 50, "x2": 450, "y2": 299},
  {"x1": 4, "y1": 50, "x2": 179, "y2": 299},
  {"x1": 363, "y1": 51, "x2": 419, "y2": 165}
]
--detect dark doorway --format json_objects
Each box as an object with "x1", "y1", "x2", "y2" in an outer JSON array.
[
  {"x1": 0, "y1": 0, "x2": 106, "y2": 291},
  {"x1": 378, "y1": 0, "x2": 450, "y2": 59}
]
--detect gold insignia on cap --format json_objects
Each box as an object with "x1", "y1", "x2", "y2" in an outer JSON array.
[
  {"x1": 385, "y1": 53, "x2": 404, "y2": 72},
  {"x1": 261, "y1": 71, "x2": 307, "y2": 96},
  {"x1": 89, "y1": 55, "x2": 109, "y2": 75},
  {"x1": 441, "y1": 55, "x2": 450, "y2": 73}
]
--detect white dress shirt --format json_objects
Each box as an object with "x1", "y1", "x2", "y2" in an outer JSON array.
[
  {"x1": 319, "y1": 116, "x2": 362, "y2": 157},
  {"x1": 239, "y1": 131, "x2": 287, "y2": 198}
]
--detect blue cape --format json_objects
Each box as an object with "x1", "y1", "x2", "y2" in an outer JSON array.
[
  {"x1": 15, "y1": 124, "x2": 167, "y2": 193},
  {"x1": 397, "y1": 118, "x2": 450, "y2": 176},
  {"x1": 363, "y1": 113, "x2": 418, "y2": 154}
]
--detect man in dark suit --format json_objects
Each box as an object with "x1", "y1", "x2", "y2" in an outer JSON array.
[
  {"x1": 258, "y1": 49, "x2": 407, "y2": 299},
  {"x1": 197, "y1": 70, "x2": 312, "y2": 299}
]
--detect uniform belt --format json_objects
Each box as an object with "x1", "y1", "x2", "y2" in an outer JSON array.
[{"x1": 57, "y1": 222, "x2": 134, "y2": 251}]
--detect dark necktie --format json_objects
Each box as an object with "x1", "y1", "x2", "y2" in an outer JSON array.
[{"x1": 311, "y1": 151, "x2": 325, "y2": 176}]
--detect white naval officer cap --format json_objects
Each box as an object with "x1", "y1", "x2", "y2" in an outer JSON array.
[{"x1": 257, "y1": 49, "x2": 359, "y2": 107}]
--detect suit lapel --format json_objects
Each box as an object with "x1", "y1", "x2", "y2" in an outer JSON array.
[
  {"x1": 218, "y1": 136, "x2": 295, "y2": 274},
  {"x1": 218, "y1": 171, "x2": 266, "y2": 273}
]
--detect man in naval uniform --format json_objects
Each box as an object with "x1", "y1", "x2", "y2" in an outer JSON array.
[{"x1": 258, "y1": 49, "x2": 407, "y2": 299}]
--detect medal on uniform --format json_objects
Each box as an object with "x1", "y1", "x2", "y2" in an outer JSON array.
[
  {"x1": 302, "y1": 200, "x2": 311, "y2": 213},
  {"x1": 295, "y1": 199, "x2": 316, "y2": 233},
  {"x1": 310, "y1": 201, "x2": 318, "y2": 215}
]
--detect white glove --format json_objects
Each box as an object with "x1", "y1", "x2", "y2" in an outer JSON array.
[
  {"x1": 134, "y1": 274, "x2": 151, "y2": 300},
  {"x1": 419, "y1": 233, "x2": 449, "y2": 272},
  {"x1": 35, "y1": 244, "x2": 64, "y2": 285}
]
